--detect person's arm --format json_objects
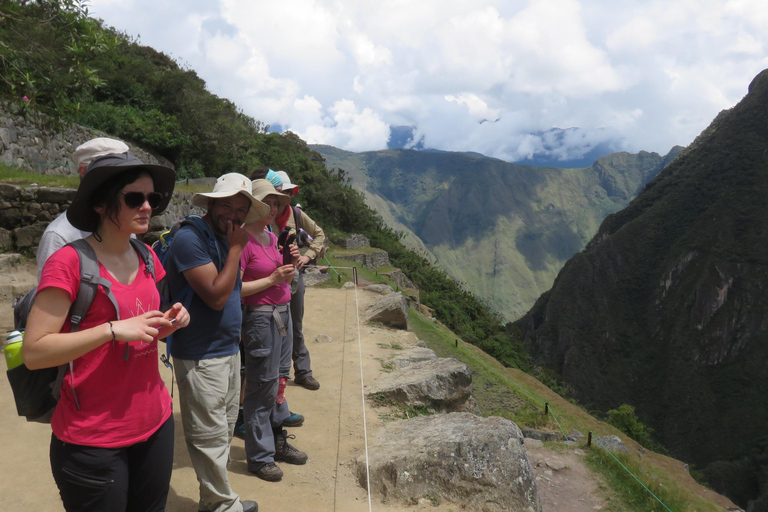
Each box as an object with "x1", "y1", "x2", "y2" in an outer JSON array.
[
  {"x1": 183, "y1": 220, "x2": 248, "y2": 311},
  {"x1": 241, "y1": 265, "x2": 295, "y2": 297},
  {"x1": 298, "y1": 212, "x2": 326, "y2": 267},
  {"x1": 23, "y1": 287, "x2": 172, "y2": 369}
]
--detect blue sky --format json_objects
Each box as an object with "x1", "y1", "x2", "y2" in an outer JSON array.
[{"x1": 88, "y1": 0, "x2": 768, "y2": 163}]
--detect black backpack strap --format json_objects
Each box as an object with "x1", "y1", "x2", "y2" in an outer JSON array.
[
  {"x1": 130, "y1": 238, "x2": 155, "y2": 280},
  {"x1": 293, "y1": 205, "x2": 303, "y2": 233},
  {"x1": 182, "y1": 215, "x2": 224, "y2": 271}
]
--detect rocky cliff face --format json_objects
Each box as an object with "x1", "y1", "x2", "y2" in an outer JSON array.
[{"x1": 517, "y1": 68, "x2": 768, "y2": 508}]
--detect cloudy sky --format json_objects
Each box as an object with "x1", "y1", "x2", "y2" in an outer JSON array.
[{"x1": 88, "y1": 0, "x2": 768, "y2": 163}]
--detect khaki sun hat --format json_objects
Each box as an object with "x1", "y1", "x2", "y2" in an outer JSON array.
[
  {"x1": 251, "y1": 179, "x2": 291, "y2": 211},
  {"x1": 192, "y1": 173, "x2": 269, "y2": 224}
]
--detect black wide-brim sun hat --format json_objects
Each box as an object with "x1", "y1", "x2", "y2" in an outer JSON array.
[{"x1": 66, "y1": 151, "x2": 176, "y2": 232}]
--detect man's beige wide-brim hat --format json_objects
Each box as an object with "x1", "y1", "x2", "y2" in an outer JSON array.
[
  {"x1": 251, "y1": 179, "x2": 291, "y2": 211},
  {"x1": 192, "y1": 173, "x2": 269, "y2": 224}
]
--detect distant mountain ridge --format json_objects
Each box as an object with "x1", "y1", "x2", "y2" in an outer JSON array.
[
  {"x1": 515, "y1": 69, "x2": 768, "y2": 508},
  {"x1": 312, "y1": 144, "x2": 681, "y2": 321}
]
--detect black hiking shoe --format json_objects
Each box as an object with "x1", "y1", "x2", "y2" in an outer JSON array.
[
  {"x1": 295, "y1": 376, "x2": 320, "y2": 390},
  {"x1": 250, "y1": 462, "x2": 283, "y2": 482},
  {"x1": 274, "y1": 429, "x2": 308, "y2": 465}
]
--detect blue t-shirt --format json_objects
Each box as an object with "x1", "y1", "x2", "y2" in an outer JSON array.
[{"x1": 165, "y1": 223, "x2": 242, "y2": 360}]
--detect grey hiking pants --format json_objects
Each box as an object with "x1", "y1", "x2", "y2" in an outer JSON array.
[
  {"x1": 241, "y1": 304, "x2": 291, "y2": 469},
  {"x1": 290, "y1": 271, "x2": 313, "y2": 379}
]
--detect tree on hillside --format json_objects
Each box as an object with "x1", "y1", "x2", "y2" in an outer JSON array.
[{"x1": 0, "y1": 0, "x2": 116, "y2": 118}]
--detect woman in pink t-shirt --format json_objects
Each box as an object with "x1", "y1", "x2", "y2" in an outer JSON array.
[
  {"x1": 23, "y1": 152, "x2": 190, "y2": 512},
  {"x1": 238, "y1": 179, "x2": 307, "y2": 482}
]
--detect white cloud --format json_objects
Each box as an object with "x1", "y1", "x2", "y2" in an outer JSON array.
[
  {"x1": 88, "y1": 0, "x2": 768, "y2": 160},
  {"x1": 298, "y1": 99, "x2": 391, "y2": 152}
]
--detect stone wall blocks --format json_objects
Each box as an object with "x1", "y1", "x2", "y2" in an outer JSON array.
[
  {"x1": 0, "y1": 209, "x2": 21, "y2": 231},
  {"x1": 35, "y1": 210, "x2": 53, "y2": 223},
  {"x1": 13, "y1": 223, "x2": 46, "y2": 249},
  {"x1": 37, "y1": 187, "x2": 76, "y2": 203},
  {"x1": 0, "y1": 183, "x2": 19, "y2": 201},
  {"x1": 19, "y1": 187, "x2": 35, "y2": 201},
  {"x1": 0, "y1": 228, "x2": 12, "y2": 252}
]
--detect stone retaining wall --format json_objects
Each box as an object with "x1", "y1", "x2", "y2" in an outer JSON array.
[
  {"x1": 0, "y1": 101, "x2": 172, "y2": 174},
  {"x1": 0, "y1": 183, "x2": 199, "y2": 253}
]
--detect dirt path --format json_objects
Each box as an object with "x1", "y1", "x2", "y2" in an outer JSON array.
[{"x1": 0, "y1": 261, "x2": 612, "y2": 512}]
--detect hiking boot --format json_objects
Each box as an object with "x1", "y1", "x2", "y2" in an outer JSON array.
[
  {"x1": 251, "y1": 462, "x2": 283, "y2": 482},
  {"x1": 241, "y1": 500, "x2": 259, "y2": 512},
  {"x1": 295, "y1": 376, "x2": 320, "y2": 390},
  {"x1": 274, "y1": 429, "x2": 308, "y2": 465},
  {"x1": 234, "y1": 420, "x2": 246, "y2": 440},
  {"x1": 283, "y1": 411, "x2": 305, "y2": 428},
  {"x1": 200, "y1": 501, "x2": 258, "y2": 512}
]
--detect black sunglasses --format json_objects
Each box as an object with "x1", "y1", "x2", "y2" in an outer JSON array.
[{"x1": 121, "y1": 191, "x2": 163, "y2": 209}]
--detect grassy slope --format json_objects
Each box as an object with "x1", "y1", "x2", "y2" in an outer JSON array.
[{"x1": 406, "y1": 307, "x2": 734, "y2": 512}]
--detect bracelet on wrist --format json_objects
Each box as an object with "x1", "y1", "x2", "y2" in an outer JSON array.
[{"x1": 107, "y1": 321, "x2": 116, "y2": 342}]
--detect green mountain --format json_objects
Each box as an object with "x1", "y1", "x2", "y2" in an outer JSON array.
[
  {"x1": 313, "y1": 145, "x2": 680, "y2": 321},
  {"x1": 516, "y1": 69, "x2": 768, "y2": 509}
]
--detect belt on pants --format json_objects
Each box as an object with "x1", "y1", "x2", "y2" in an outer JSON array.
[{"x1": 243, "y1": 303, "x2": 289, "y2": 336}]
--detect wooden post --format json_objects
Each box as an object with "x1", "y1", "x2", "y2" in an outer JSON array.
[
  {"x1": 587, "y1": 431, "x2": 593, "y2": 448},
  {"x1": 544, "y1": 403, "x2": 549, "y2": 416}
]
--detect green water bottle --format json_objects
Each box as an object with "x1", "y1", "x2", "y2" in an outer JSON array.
[{"x1": 3, "y1": 330, "x2": 24, "y2": 370}]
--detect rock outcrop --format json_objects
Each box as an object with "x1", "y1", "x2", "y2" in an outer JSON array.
[
  {"x1": 365, "y1": 292, "x2": 408, "y2": 329},
  {"x1": 515, "y1": 68, "x2": 768, "y2": 507},
  {"x1": 356, "y1": 413, "x2": 541, "y2": 512},
  {"x1": 388, "y1": 346, "x2": 437, "y2": 368},
  {"x1": 367, "y1": 357, "x2": 476, "y2": 414},
  {"x1": 336, "y1": 248, "x2": 390, "y2": 269}
]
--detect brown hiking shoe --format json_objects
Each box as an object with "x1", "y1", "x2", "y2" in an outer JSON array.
[
  {"x1": 251, "y1": 462, "x2": 283, "y2": 482},
  {"x1": 274, "y1": 429, "x2": 308, "y2": 465},
  {"x1": 295, "y1": 376, "x2": 320, "y2": 390}
]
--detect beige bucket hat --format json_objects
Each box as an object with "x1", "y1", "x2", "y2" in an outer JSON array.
[
  {"x1": 250, "y1": 179, "x2": 291, "y2": 210},
  {"x1": 192, "y1": 173, "x2": 269, "y2": 224}
]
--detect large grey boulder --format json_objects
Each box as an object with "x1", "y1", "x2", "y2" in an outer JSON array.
[
  {"x1": 596, "y1": 435, "x2": 629, "y2": 454},
  {"x1": 388, "y1": 346, "x2": 437, "y2": 368},
  {"x1": 368, "y1": 357, "x2": 473, "y2": 413},
  {"x1": 365, "y1": 292, "x2": 408, "y2": 330},
  {"x1": 356, "y1": 413, "x2": 541, "y2": 512},
  {"x1": 302, "y1": 267, "x2": 330, "y2": 287},
  {"x1": 365, "y1": 283, "x2": 393, "y2": 295}
]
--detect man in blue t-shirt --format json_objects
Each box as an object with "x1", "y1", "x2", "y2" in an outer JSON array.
[{"x1": 165, "y1": 173, "x2": 267, "y2": 512}]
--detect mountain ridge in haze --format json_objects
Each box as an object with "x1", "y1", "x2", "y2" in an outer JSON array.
[{"x1": 312, "y1": 143, "x2": 681, "y2": 321}]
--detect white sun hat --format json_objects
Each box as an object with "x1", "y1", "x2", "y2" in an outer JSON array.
[{"x1": 275, "y1": 171, "x2": 299, "y2": 194}]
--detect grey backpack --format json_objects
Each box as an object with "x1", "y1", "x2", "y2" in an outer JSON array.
[{"x1": 7, "y1": 238, "x2": 155, "y2": 422}]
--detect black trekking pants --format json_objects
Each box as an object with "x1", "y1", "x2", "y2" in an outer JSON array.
[{"x1": 50, "y1": 415, "x2": 174, "y2": 512}]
